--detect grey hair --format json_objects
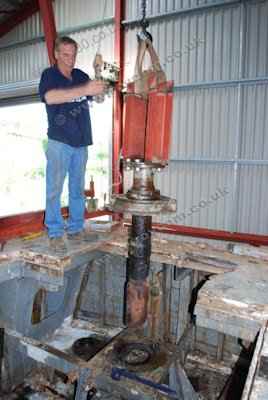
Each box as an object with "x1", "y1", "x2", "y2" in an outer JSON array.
[{"x1": 54, "y1": 36, "x2": 78, "y2": 52}]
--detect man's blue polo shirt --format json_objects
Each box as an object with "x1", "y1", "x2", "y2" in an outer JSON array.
[{"x1": 39, "y1": 66, "x2": 92, "y2": 147}]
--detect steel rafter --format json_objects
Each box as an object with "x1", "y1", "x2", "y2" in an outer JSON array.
[
  {"x1": 113, "y1": 0, "x2": 124, "y2": 196},
  {"x1": 0, "y1": 0, "x2": 39, "y2": 39},
  {"x1": 38, "y1": 0, "x2": 56, "y2": 65},
  {"x1": 4, "y1": 0, "x2": 22, "y2": 8}
]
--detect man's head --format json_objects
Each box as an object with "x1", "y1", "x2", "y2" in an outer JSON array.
[{"x1": 54, "y1": 36, "x2": 78, "y2": 71}]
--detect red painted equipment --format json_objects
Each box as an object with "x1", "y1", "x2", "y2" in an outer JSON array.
[
  {"x1": 122, "y1": 39, "x2": 174, "y2": 164},
  {"x1": 38, "y1": 0, "x2": 57, "y2": 66}
]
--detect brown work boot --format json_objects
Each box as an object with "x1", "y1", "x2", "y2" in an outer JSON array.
[
  {"x1": 49, "y1": 236, "x2": 67, "y2": 253},
  {"x1": 67, "y1": 230, "x2": 98, "y2": 242}
]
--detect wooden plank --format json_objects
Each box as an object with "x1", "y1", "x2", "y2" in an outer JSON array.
[
  {"x1": 242, "y1": 324, "x2": 267, "y2": 400},
  {"x1": 1, "y1": 225, "x2": 267, "y2": 281},
  {"x1": 100, "y1": 228, "x2": 268, "y2": 274},
  {"x1": 195, "y1": 264, "x2": 268, "y2": 340},
  {"x1": 232, "y1": 244, "x2": 268, "y2": 261}
]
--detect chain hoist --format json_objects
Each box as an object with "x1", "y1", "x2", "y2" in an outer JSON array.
[
  {"x1": 141, "y1": 0, "x2": 149, "y2": 32},
  {"x1": 138, "y1": 0, "x2": 153, "y2": 42}
]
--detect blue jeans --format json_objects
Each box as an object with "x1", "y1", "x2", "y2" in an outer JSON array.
[{"x1": 45, "y1": 139, "x2": 88, "y2": 238}]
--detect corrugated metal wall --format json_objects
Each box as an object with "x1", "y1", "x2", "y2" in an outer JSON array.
[
  {"x1": 0, "y1": 0, "x2": 267, "y2": 234},
  {"x1": 0, "y1": 0, "x2": 114, "y2": 46},
  {"x1": 124, "y1": 0, "x2": 268, "y2": 234},
  {"x1": 0, "y1": 0, "x2": 114, "y2": 92}
]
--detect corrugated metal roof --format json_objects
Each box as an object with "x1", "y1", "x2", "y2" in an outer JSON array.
[
  {"x1": 0, "y1": 0, "x2": 114, "y2": 47},
  {"x1": 0, "y1": 0, "x2": 32, "y2": 24},
  {"x1": 0, "y1": 0, "x2": 17, "y2": 24}
]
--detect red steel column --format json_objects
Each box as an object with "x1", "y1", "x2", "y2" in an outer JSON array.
[
  {"x1": 113, "y1": 0, "x2": 124, "y2": 195},
  {"x1": 38, "y1": 0, "x2": 57, "y2": 65}
]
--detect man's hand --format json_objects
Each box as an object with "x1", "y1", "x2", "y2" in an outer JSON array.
[
  {"x1": 84, "y1": 80, "x2": 107, "y2": 96},
  {"x1": 44, "y1": 79, "x2": 108, "y2": 105}
]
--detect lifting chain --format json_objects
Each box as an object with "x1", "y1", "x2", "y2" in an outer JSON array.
[
  {"x1": 141, "y1": 0, "x2": 149, "y2": 31},
  {"x1": 138, "y1": 0, "x2": 152, "y2": 42}
]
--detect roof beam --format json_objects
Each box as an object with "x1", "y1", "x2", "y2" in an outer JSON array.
[
  {"x1": 4, "y1": 0, "x2": 22, "y2": 8},
  {"x1": 38, "y1": 0, "x2": 56, "y2": 65},
  {"x1": 0, "y1": 0, "x2": 39, "y2": 39}
]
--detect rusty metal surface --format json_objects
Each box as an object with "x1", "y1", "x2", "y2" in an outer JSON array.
[
  {"x1": 128, "y1": 215, "x2": 152, "y2": 280},
  {"x1": 111, "y1": 340, "x2": 165, "y2": 371},
  {"x1": 84, "y1": 328, "x2": 177, "y2": 394},
  {"x1": 109, "y1": 194, "x2": 177, "y2": 216},
  {"x1": 126, "y1": 279, "x2": 149, "y2": 327},
  {"x1": 0, "y1": 228, "x2": 113, "y2": 279},
  {"x1": 126, "y1": 215, "x2": 152, "y2": 327},
  {"x1": 109, "y1": 160, "x2": 176, "y2": 216},
  {"x1": 126, "y1": 163, "x2": 160, "y2": 201},
  {"x1": 100, "y1": 227, "x2": 268, "y2": 274},
  {"x1": 72, "y1": 336, "x2": 110, "y2": 362},
  {"x1": 147, "y1": 270, "x2": 163, "y2": 341}
]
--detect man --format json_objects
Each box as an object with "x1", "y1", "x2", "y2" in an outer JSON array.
[{"x1": 39, "y1": 36, "x2": 106, "y2": 250}]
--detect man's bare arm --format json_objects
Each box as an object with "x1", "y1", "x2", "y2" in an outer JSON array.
[{"x1": 44, "y1": 80, "x2": 107, "y2": 105}]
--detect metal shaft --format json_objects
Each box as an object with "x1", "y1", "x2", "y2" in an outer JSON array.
[{"x1": 126, "y1": 215, "x2": 152, "y2": 327}]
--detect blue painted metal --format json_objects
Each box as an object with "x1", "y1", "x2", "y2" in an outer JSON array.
[
  {"x1": 111, "y1": 367, "x2": 178, "y2": 398},
  {"x1": 5, "y1": 328, "x2": 92, "y2": 399},
  {"x1": 0, "y1": 247, "x2": 104, "y2": 393},
  {"x1": 75, "y1": 367, "x2": 91, "y2": 400}
]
